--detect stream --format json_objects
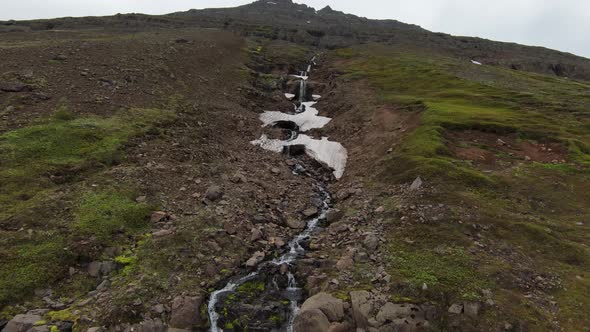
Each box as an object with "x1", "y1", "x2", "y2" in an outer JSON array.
[{"x1": 207, "y1": 57, "x2": 347, "y2": 331}]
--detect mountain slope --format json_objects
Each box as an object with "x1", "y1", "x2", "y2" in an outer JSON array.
[{"x1": 0, "y1": 1, "x2": 589, "y2": 332}]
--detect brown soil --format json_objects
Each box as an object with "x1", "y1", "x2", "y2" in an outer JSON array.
[{"x1": 446, "y1": 130, "x2": 568, "y2": 168}]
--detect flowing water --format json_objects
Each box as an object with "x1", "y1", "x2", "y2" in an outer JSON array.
[{"x1": 207, "y1": 57, "x2": 346, "y2": 331}]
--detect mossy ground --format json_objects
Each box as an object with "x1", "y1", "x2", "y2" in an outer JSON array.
[
  {"x1": 333, "y1": 45, "x2": 590, "y2": 330},
  {"x1": 0, "y1": 106, "x2": 174, "y2": 306}
]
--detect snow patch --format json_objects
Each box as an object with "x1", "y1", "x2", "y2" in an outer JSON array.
[
  {"x1": 258, "y1": 101, "x2": 331, "y2": 132},
  {"x1": 252, "y1": 134, "x2": 348, "y2": 179}
]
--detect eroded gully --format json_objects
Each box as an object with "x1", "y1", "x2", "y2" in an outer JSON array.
[{"x1": 207, "y1": 56, "x2": 347, "y2": 331}]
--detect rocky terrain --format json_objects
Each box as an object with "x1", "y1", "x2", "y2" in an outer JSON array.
[{"x1": 1, "y1": 1, "x2": 590, "y2": 332}]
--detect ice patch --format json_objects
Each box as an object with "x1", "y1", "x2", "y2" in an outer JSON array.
[
  {"x1": 252, "y1": 134, "x2": 348, "y2": 179},
  {"x1": 284, "y1": 93, "x2": 295, "y2": 100},
  {"x1": 291, "y1": 74, "x2": 308, "y2": 80},
  {"x1": 471, "y1": 60, "x2": 482, "y2": 65},
  {"x1": 312, "y1": 94, "x2": 321, "y2": 100},
  {"x1": 259, "y1": 101, "x2": 331, "y2": 132}
]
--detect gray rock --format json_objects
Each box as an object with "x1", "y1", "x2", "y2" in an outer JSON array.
[
  {"x1": 327, "y1": 322, "x2": 355, "y2": 332},
  {"x1": 88, "y1": 261, "x2": 101, "y2": 277},
  {"x1": 4, "y1": 105, "x2": 15, "y2": 113},
  {"x1": 325, "y1": 209, "x2": 344, "y2": 224},
  {"x1": 376, "y1": 303, "x2": 415, "y2": 323},
  {"x1": 166, "y1": 329, "x2": 190, "y2": 332},
  {"x1": 170, "y1": 296, "x2": 203, "y2": 329},
  {"x1": 53, "y1": 54, "x2": 68, "y2": 61},
  {"x1": 27, "y1": 326, "x2": 50, "y2": 332},
  {"x1": 287, "y1": 217, "x2": 306, "y2": 229},
  {"x1": 150, "y1": 211, "x2": 168, "y2": 223},
  {"x1": 251, "y1": 228, "x2": 263, "y2": 242},
  {"x1": 96, "y1": 280, "x2": 110, "y2": 291},
  {"x1": 204, "y1": 185, "x2": 223, "y2": 202},
  {"x1": 153, "y1": 304, "x2": 166, "y2": 314},
  {"x1": 336, "y1": 255, "x2": 353, "y2": 271},
  {"x1": 464, "y1": 302, "x2": 480, "y2": 317},
  {"x1": 293, "y1": 309, "x2": 330, "y2": 332},
  {"x1": 152, "y1": 229, "x2": 174, "y2": 237},
  {"x1": 25, "y1": 310, "x2": 49, "y2": 316},
  {"x1": 301, "y1": 292, "x2": 345, "y2": 322},
  {"x1": 303, "y1": 207, "x2": 319, "y2": 218},
  {"x1": 410, "y1": 177, "x2": 423, "y2": 191},
  {"x1": 448, "y1": 303, "x2": 463, "y2": 314},
  {"x1": 2, "y1": 314, "x2": 42, "y2": 332},
  {"x1": 100, "y1": 261, "x2": 116, "y2": 275},
  {"x1": 0, "y1": 81, "x2": 28, "y2": 92},
  {"x1": 87, "y1": 328, "x2": 102, "y2": 332},
  {"x1": 245, "y1": 251, "x2": 265, "y2": 267},
  {"x1": 350, "y1": 291, "x2": 373, "y2": 329},
  {"x1": 363, "y1": 234, "x2": 380, "y2": 251}
]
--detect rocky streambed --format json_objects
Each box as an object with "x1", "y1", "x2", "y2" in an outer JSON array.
[{"x1": 206, "y1": 57, "x2": 347, "y2": 331}]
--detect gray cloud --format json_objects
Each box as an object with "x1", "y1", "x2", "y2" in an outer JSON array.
[{"x1": 2, "y1": 0, "x2": 588, "y2": 58}]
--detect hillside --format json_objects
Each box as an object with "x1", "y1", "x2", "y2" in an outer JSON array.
[{"x1": 0, "y1": 1, "x2": 589, "y2": 332}]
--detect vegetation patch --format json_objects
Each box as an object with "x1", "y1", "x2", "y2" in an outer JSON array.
[{"x1": 75, "y1": 191, "x2": 151, "y2": 241}]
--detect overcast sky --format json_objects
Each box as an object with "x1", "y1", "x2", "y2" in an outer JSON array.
[{"x1": 2, "y1": 0, "x2": 589, "y2": 58}]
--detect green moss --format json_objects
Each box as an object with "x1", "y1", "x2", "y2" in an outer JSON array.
[
  {"x1": 0, "y1": 236, "x2": 70, "y2": 306},
  {"x1": 46, "y1": 308, "x2": 78, "y2": 322},
  {"x1": 236, "y1": 280, "x2": 265, "y2": 296},
  {"x1": 388, "y1": 242, "x2": 487, "y2": 300},
  {"x1": 74, "y1": 191, "x2": 151, "y2": 241},
  {"x1": 335, "y1": 46, "x2": 590, "y2": 185},
  {"x1": 0, "y1": 107, "x2": 175, "y2": 221},
  {"x1": 50, "y1": 326, "x2": 59, "y2": 332}
]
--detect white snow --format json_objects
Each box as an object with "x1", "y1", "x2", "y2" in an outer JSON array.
[
  {"x1": 291, "y1": 74, "x2": 308, "y2": 80},
  {"x1": 258, "y1": 101, "x2": 331, "y2": 132},
  {"x1": 251, "y1": 134, "x2": 348, "y2": 179},
  {"x1": 312, "y1": 94, "x2": 321, "y2": 100},
  {"x1": 471, "y1": 60, "x2": 482, "y2": 65},
  {"x1": 284, "y1": 93, "x2": 296, "y2": 100}
]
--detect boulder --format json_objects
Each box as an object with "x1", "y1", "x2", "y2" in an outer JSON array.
[
  {"x1": 150, "y1": 211, "x2": 168, "y2": 223},
  {"x1": 88, "y1": 261, "x2": 101, "y2": 277},
  {"x1": 0, "y1": 81, "x2": 28, "y2": 92},
  {"x1": 293, "y1": 309, "x2": 330, "y2": 332},
  {"x1": 327, "y1": 322, "x2": 355, "y2": 332},
  {"x1": 133, "y1": 318, "x2": 167, "y2": 332},
  {"x1": 287, "y1": 217, "x2": 306, "y2": 229},
  {"x1": 350, "y1": 291, "x2": 373, "y2": 329},
  {"x1": 303, "y1": 207, "x2": 319, "y2": 218},
  {"x1": 170, "y1": 296, "x2": 203, "y2": 329},
  {"x1": 204, "y1": 185, "x2": 223, "y2": 202},
  {"x1": 363, "y1": 234, "x2": 380, "y2": 251},
  {"x1": 251, "y1": 228, "x2": 263, "y2": 242},
  {"x1": 376, "y1": 303, "x2": 415, "y2": 324},
  {"x1": 336, "y1": 255, "x2": 353, "y2": 271},
  {"x1": 245, "y1": 251, "x2": 265, "y2": 267},
  {"x1": 301, "y1": 292, "x2": 344, "y2": 322},
  {"x1": 448, "y1": 303, "x2": 463, "y2": 314},
  {"x1": 2, "y1": 314, "x2": 42, "y2": 332},
  {"x1": 410, "y1": 177, "x2": 423, "y2": 191},
  {"x1": 464, "y1": 302, "x2": 480, "y2": 317},
  {"x1": 325, "y1": 209, "x2": 344, "y2": 224}
]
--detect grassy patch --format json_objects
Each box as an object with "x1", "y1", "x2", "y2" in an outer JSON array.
[
  {"x1": 0, "y1": 107, "x2": 174, "y2": 222},
  {"x1": 334, "y1": 46, "x2": 590, "y2": 184},
  {"x1": 0, "y1": 106, "x2": 174, "y2": 307},
  {"x1": 75, "y1": 191, "x2": 151, "y2": 241},
  {"x1": 0, "y1": 236, "x2": 70, "y2": 306}
]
